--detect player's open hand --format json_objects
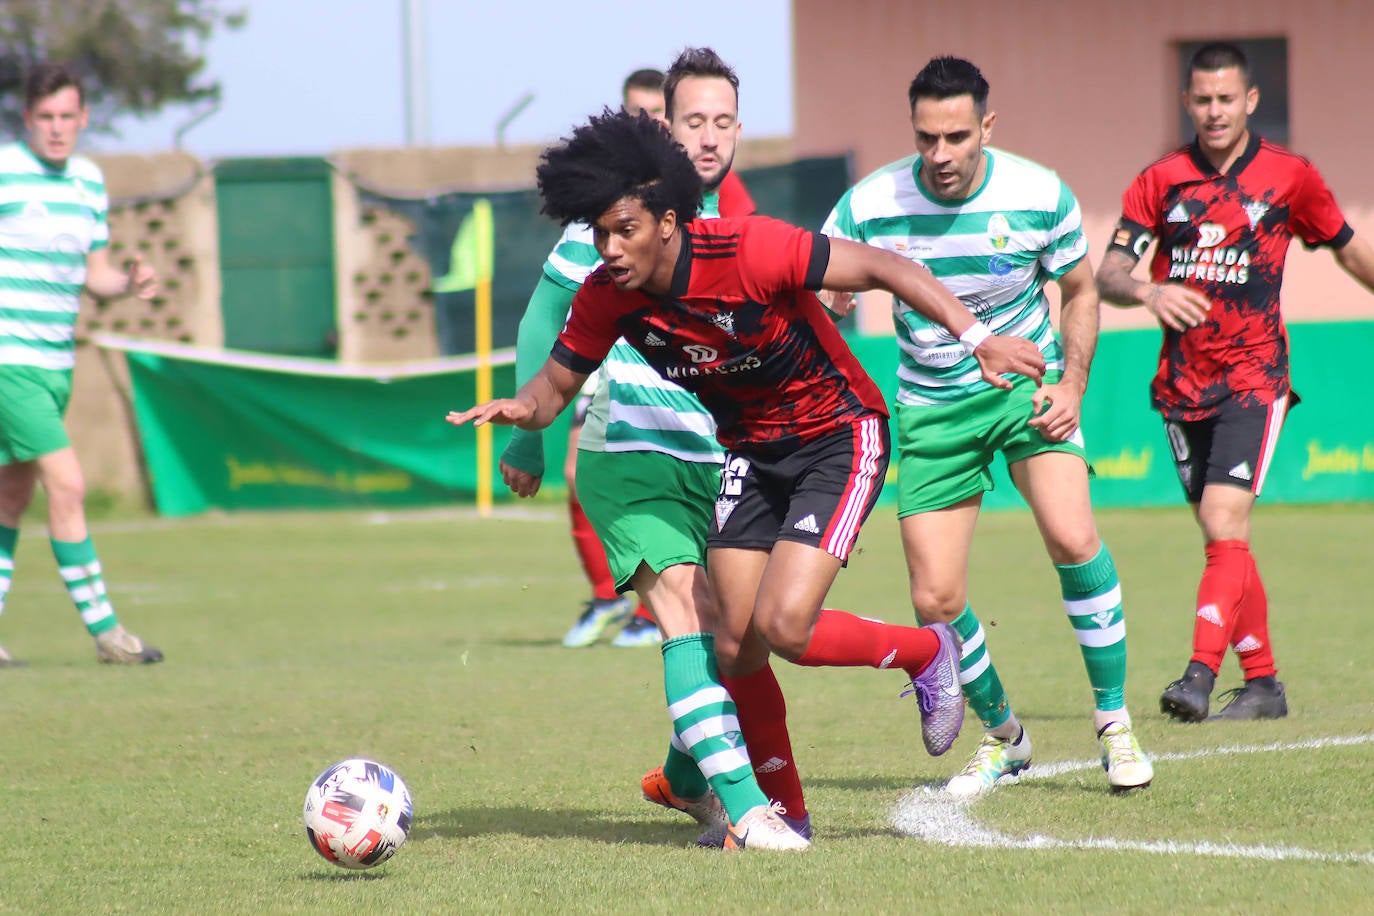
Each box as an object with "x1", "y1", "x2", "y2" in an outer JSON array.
[
  {"x1": 127, "y1": 254, "x2": 158, "y2": 300},
  {"x1": 973, "y1": 336, "x2": 1045, "y2": 389},
  {"x1": 1028, "y1": 380, "x2": 1082, "y2": 442},
  {"x1": 499, "y1": 460, "x2": 542, "y2": 498},
  {"x1": 446, "y1": 398, "x2": 534, "y2": 429},
  {"x1": 1143, "y1": 282, "x2": 1211, "y2": 331}
]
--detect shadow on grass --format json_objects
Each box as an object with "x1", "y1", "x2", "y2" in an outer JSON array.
[
  {"x1": 416, "y1": 805, "x2": 714, "y2": 846},
  {"x1": 298, "y1": 869, "x2": 390, "y2": 882}
]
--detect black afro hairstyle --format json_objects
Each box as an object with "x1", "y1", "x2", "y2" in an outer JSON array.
[{"x1": 537, "y1": 107, "x2": 702, "y2": 228}]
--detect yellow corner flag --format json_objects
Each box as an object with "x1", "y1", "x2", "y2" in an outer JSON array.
[
  {"x1": 433, "y1": 198, "x2": 494, "y2": 292},
  {"x1": 435, "y1": 199, "x2": 497, "y2": 515}
]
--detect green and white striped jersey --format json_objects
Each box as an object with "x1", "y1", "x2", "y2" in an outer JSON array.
[
  {"x1": 542, "y1": 192, "x2": 724, "y2": 463},
  {"x1": 0, "y1": 141, "x2": 109, "y2": 371},
  {"x1": 823, "y1": 147, "x2": 1087, "y2": 406}
]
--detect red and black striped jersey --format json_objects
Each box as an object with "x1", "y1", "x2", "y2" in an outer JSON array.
[
  {"x1": 1108, "y1": 134, "x2": 1351, "y2": 420},
  {"x1": 553, "y1": 215, "x2": 888, "y2": 453}
]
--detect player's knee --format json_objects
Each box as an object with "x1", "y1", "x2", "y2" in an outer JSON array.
[
  {"x1": 43, "y1": 474, "x2": 86, "y2": 514},
  {"x1": 0, "y1": 481, "x2": 34, "y2": 518},
  {"x1": 1044, "y1": 532, "x2": 1102, "y2": 567},
  {"x1": 909, "y1": 586, "x2": 963, "y2": 624},
  {"x1": 754, "y1": 614, "x2": 809, "y2": 662}
]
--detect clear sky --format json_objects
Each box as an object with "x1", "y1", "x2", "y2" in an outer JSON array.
[{"x1": 98, "y1": 0, "x2": 794, "y2": 158}]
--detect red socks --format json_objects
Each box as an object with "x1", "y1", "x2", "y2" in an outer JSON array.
[
  {"x1": 1192, "y1": 540, "x2": 1277, "y2": 679},
  {"x1": 794, "y1": 608, "x2": 940, "y2": 679},
  {"x1": 1233, "y1": 548, "x2": 1277, "y2": 679},
  {"x1": 722, "y1": 664, "x2": 807, "y2": 819}
]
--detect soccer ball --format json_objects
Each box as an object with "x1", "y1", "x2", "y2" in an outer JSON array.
[{"x1": 303, "y1": 758, "x2": 413, "y2": 869}]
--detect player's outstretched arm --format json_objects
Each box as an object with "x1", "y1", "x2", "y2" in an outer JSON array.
[
  {"x1": 446, "y1": 357, "x2": 586, "y2": 431},
  {"x1": 822, "y1": 238, "x2": 1045, "y2": 388}
]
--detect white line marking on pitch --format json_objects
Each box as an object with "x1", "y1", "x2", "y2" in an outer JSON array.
[{"x1": 893, "y1": 733, "x2": 1374, "y2": 865}]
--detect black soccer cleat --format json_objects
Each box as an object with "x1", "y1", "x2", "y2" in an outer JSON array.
[
  {"x1": 1209, "y1": 677, "x2": 1288, "y2": 721},
  {"x1": 1159, "y1": 661, "x2": 1215, "y2": 722}
]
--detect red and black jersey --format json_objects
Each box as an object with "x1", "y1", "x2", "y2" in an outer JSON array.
[
  {"x1": 1108, "y1": 134, "x2": 1351, "y2": 420},
  {"x1": 553, "y1": 216, "x2": 888, "y2": 453}
]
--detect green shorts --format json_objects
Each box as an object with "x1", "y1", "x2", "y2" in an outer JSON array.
[
  {"x1": 0, "y1": 366, "x2": 73, "y2": 465},
  {"x1": 575, "y1": 449, "x2": 721, "y2": 593},
  {"x1": 895, "y1": 372, "x2": 1088, "y2": 516}
]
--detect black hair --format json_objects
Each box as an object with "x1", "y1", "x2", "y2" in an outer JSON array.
[
  {"x1": 1189, "y1": 42, "x2": 1251, "y2": 86},
  {"x1": 622, "y1": 68, "x2": 665, "y2": 96},
  {"x1": 663, "y1": 47, "x2": 739, "y2": 121},
  {"x1": 537, "y1": 107, "x2": 702, "y2": 227},
  {"x1": 25, "y1": 61, "x2": 84, "y2": 110},
  {"x1": 907, "y1": 56, "x2": 989, "y2": 114}
]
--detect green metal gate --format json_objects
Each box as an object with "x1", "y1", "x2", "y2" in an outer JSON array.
[{"x1": 214, "y1": 157, "x2": 337, "y2": 356}]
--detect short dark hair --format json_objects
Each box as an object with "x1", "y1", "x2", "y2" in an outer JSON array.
[
  {"x1": 663, "y1": 47, "x2": 739, "y2": 121},
  {"x1": 1188, "y1": 42, "x2": 1251, "y2": 86},
  {"x1": 25, "y1": 61, "x2": 84, "y2": 110},
  {"x1": 623, "y1": 68, "x2": 665, "y2": 96},
  {"x1": 537, "y1": 108, "x2": 702, "y2": 228},
  {"x1": 908, "y1": 56, "x2": 989, "y2": 114}
]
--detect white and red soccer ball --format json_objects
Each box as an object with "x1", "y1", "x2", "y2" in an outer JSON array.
[{"x1": 303, "y1": 758, "x2": 413, "y2": 869}]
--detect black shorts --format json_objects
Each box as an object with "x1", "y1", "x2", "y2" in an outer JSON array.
[
  {"x1": 1162, "y1": 394, "x2": 1292, "y2": 503},
  {"x1": 709, "y1": 415, "x2": 889, "y2": 561}
]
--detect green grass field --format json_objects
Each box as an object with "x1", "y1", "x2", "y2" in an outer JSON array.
[{"x1": 2, "y1": 502, "x2": 1372, "y2": 913}]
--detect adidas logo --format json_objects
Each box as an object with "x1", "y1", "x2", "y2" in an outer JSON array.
[
  {"x1": 1196, "y1": 603, "x2": 1223, "y2": 626},
  {"x1": 644, "y1": 331, "x2": 667, "y2": 347},
  {"x1": 1234, "y1": 634, "x2": 1263, "y2": 653},
  {"x1": 1166, "y1": 202, "x2": 1189, "y2": 223},
  {"x1": 755, "y1": 756, "x2": 789, "y2": 774},
  {"x1": 793, "y1": 514, "x2": 821, "y2": 535},
  {"x1": 1228, "y1": 461, "x2": 1252, "y2": 481}
]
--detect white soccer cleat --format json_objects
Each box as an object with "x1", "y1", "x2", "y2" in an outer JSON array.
[
  {"x1": 723, "y1": 803, "x2": 811, "y2": 851},
  {"x1": 946, "y1": 729, "x2": 1033, "y2": 798},
  {"x1": 1098, "y1": 721, "x2": 1153, "y2": 792}
]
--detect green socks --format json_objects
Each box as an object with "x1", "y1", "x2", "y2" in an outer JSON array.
[
  {"x1": 1056, "y1": 544, "x2": 1128, "y2": 712},
  {"x1": 50, "y1": 536, "x2": 117, "y2": 636},
  {"x1": 950, "y1": 605, "x2": 1013, "y2": 730},
  {"x1": 660, "y1": 633, "x2": 768, "y2": 821}
]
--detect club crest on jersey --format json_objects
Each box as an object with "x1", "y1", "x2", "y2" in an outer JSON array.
[
  {"x1": 1243, "y1": 200, "x2": 1270, "y2": 230},
  {"x1": 715, "y1": 497, "x2": 738, "y2": 530},
  {"x1": 710, "y1": 311, "x2": 736, "y2": 337},
  {"x1": 987, "y1": 213, "x2": 1011, "y2": 250}
]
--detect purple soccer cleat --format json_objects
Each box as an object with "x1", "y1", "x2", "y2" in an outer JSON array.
[{"x1": 901, "y1": 621, "x2": 965, "y2": 756}]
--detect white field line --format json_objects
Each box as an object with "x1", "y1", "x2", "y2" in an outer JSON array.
[{"x1": 893, "y1": 733, "x2": 1374, "y2": 865}]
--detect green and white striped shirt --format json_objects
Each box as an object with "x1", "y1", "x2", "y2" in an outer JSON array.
[
  {"x1": 542, "y1": 193, "x2": 724, "y2": 463},
  {"x1": 0, "y1": 141, "x2": 109, "y2": 371},
  {"x1": 823, "y1": 147, "x2": 1086, "y2": 406}
]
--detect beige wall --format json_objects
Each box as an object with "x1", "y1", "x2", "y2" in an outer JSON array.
[{"x1": 793, "y1": 0, "x2": 1374, "y2": 329}]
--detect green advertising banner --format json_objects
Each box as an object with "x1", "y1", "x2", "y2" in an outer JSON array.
[
  {"x1": 846, "y1": 320, "x2": 1374, "y2": 510},
  {"x1": 101, "y1": 337, "x2": 529, "y2": 516},
  {"x1": 103, "y1": 323, "x2": 1371, "y2": 517}
]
